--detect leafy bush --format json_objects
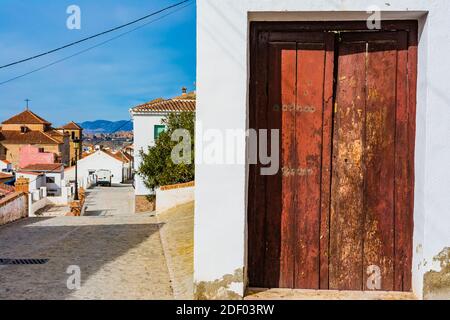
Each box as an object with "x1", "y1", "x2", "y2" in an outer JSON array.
[{"x1": 138, "y1": 112, "x2": 195, "y2": 191}]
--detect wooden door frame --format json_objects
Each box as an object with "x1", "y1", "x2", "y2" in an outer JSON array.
[{"x1": 247, "y1": 20, "x2": 418, "y2": 292}]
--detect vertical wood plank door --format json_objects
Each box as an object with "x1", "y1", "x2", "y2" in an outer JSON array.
[
  {"x1": 248, "y1": 31, "x2": 335, "y2": 289},
  {"x1": 249, "y1": 23, "x2": 417, "y2": 292},
  {"x1": 329, "y1": 32, "x2": 414, "y2": 292}
]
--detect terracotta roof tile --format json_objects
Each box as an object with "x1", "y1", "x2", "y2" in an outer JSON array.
[
  {"x1": 0, "y1": 172, "x2": 13, "y2": 179},
  {"x1": 61, "y1": 122, "x2": 82, "y2": 130},
  {"x1": 114, "y1": 151, "x2": 133, "y2": 163},
  {"x1": 46, "y1": 129, "x2": 67, "y2": 143},
  {"x1": 17, "y1": 171, "x2": 43, "y2": 176},
  {"x1": 0, "y1": 183, "x2": 15, "y2": 195},
  {"x1": 132, "y1": 98, "x2": 195, "y2": 113},
  {"x1": 103, "y1": 149, "x2": 127, "y2": 163},
  {"x1": 173, "y1": 92, "x2": 196, "y2": 100},
  {"x1": 0, "y1": 130, "x2": 61, "y2": 144},
  {"x1": 2, "y1": 109, "x2": 51, "y2": 125},
  {"x1": 20, "y1": 163, "x2": 64, "y2": 172}
]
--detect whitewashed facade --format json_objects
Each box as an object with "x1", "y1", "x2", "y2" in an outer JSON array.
[
  {"x1": 65, "y1": 150, "x2": 131, "y2": 186},
  {"x1": 130, "y1": 92, "x2": 196, "y2": 207},
  {"x1": 0, "y1": 160, "x2": 12, "y2": 173}
]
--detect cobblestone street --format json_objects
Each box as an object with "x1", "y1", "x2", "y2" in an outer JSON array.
[{"x1": 0, "y1": 185, "x2": 173, "y2": 300}]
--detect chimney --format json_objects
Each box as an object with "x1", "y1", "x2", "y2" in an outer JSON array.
[{"x1": 182, "y1": 87, "x2": 187, "y2": 96}]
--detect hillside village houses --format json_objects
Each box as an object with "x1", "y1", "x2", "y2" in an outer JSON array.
[
  {"x1": 60, "y1": 121, "x2": 83, "y2": 166},
  {"x1": 0, "y1": 109, "x2": 71, "y2": 168},
  {"x1": 16, "y1": 164, "x2": 65, "y2": 197},
  {"x1": 64, "y1": 146, "x2": 133, "y2": 187},
  {"x1": 130, "y1": 88, "x2": 195, "y2": 212}
]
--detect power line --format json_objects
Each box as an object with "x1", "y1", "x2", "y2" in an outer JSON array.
[
  {"x1": 0, "y1": 0, "x2": 192, "y2": 69},
  {"x1": 0, "y1": 1, "x2": 194, "y2": 87},
  {"x1": 110, "y1": 120, "x2": 133, "y2": 134}
]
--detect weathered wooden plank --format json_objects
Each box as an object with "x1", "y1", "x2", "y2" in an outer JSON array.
[
  {"x1": 247, "y1": 30, "x2": 269, "y2": 287},
  {"x1": 252, "y1": 21, "x2": 418, "y2": 35},
  {"x1": 400, "y1": 28, "x2": 418, "y2": 292},
  {"x1": 329, "y1": 40, "x2": 367, "y2": 291},
  {"x1": 262, "y1": 43, "x2": 297, "y2": 288},
  {"x1": 363, "y1": 39, "x2": 398, "y2": 291},
  {"x1": 394, "y1": 31, "x2": 409, "y2": 291},
  {"x1": 319, "y1": 33, "x2": 335, "y2": 290},
  {"x1": 294, "y1": 42, "x2": 326, "y2": 289},
  {"x1": 275, "y1": 43, "x2": 297, "y2": 288}
]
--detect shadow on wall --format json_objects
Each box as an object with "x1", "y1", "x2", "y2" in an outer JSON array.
[{"x1": 0, "y1": 218, "x2": 164, "y2": 300}]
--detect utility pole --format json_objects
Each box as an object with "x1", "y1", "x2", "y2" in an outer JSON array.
[{"x1": 73, "y1": 138, "x2": 81, "y2": 201}]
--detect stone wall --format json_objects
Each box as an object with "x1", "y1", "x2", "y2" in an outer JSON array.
[{"x1": 0, "y1": 192, "x2": 28, "y2": 226}]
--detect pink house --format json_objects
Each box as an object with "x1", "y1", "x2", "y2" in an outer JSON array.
[{"x1": 19, "y1": 145, "x2": 56, "y2": 169}]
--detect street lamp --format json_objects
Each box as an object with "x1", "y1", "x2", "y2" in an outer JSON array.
[{"x1": 73, "y1": 138, "x2": 82, "y2": 201}]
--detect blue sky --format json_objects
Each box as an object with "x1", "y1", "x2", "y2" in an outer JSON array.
[{"x1": 0, "y1": 0, "x2": 196, "y2": 126}]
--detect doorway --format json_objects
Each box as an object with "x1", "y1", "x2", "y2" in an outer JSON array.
[{"x1": 248, "y1": 21, "x2": 417, "y2": 292}]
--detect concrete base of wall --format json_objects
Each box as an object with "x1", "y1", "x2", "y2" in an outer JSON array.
[{"x1": 135, "y1": 195, "x2": 155, "y2": 213}]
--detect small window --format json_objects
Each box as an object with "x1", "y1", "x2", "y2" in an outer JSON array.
[
  {"x1": 71, "y1": 132, "x2": 75, "y2": 140},
  {"x1": 20, "y1": 126, "x2": 28, "y2": 133},
  {"x1": 46, "y1": 177, "x2": 55, "y2": 184},
  {"x1": 38, "y1": 148, "x2": 45, "y2": 153},
  {"x1": 154, "y1": 125, "x2": 166, "y2": 140}
]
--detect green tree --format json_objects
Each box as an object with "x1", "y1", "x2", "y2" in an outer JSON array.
[{"x1": 138, "y1": 112, "x2": 195, "y2": 192}]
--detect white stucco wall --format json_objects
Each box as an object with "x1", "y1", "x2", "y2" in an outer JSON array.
[
  {"x1": 196, "y1": 0, "x2": 450, "y2": 299},
  {"x1": 45, "y1": 171, "x2": 64, "y2": 196},
  {"x1": 0, "y1": 193, "x2": 28, "y2": 225},
  {"x1": 156, "y1": 186, "x2": 195, "y2": 213},
  {"x1": 0, "y1": 161, "x2": 12, "y2": 172},
  {"x1": 131, "y1": 113, "x2": 166, "y2": 196},
  {"x1": 65, "y1": 151, "x2": 124, "y2": 185}
]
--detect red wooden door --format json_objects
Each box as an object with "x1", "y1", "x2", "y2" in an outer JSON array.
[
  {"x1": 329, "y1": 32, "x2": 414, "y2": 291},
  {"x1": 248, "y1": 31, "x2": 335, "y2": 289},
  {"x1": 248, "y1": 23, "x2": 417, "y2": 292}
]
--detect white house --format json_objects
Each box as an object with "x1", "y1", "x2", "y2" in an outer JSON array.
[
  {"x1": 17, "y1": 163, "x2": 65, "y2": 196},
  {"x1": 130, "y1": 89, "x2": 195, "y2": 212},
  {"x1": 195, "y1": 0, "x2": 450, "y2": 300},
  {"x1": 0, "y1": 159, "x2": 12, "y2": 173},
  {"x1": 65, "y1": 149, "x2": 132, "y2": 186}
]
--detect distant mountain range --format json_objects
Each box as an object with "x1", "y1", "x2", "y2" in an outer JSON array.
[{"x1": 80, "y1": 120, "x2": 133, "y2": 134}]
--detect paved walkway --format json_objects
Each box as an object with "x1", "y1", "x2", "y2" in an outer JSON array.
[
  {"x1": 0, "y1": 185, "x2": 173, "y2": 300},
  {"x1": 157, "y1": 201, "x2": 194, "y2": 300}
]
